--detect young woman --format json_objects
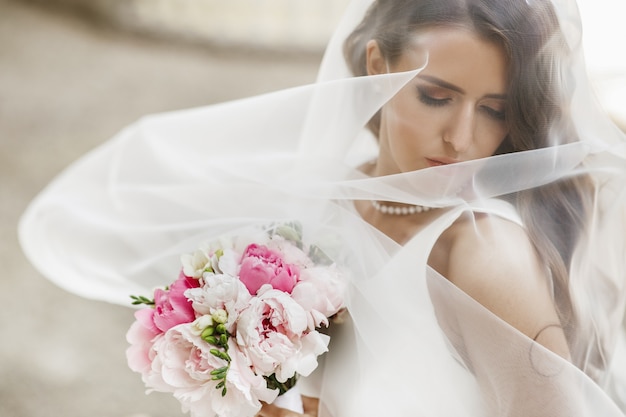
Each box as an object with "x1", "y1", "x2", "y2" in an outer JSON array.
[
  {"x1": 19, "y1": 0, "x2": 626, "y2": 416},
  {"x1": 257, "y1": 1, "x2": 623, "y2": 415}
]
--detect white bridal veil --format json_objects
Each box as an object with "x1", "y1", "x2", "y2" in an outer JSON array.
[{"x1": 19, "y1": 0, "x2": 626, "y2": 415}]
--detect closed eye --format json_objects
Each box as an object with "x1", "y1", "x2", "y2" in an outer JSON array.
[
  {"x1": 417, "y1": 87, "x2": 451, "y2": 107},
  {"x1": 481, "y1": 105, "x2": 506, "y2": 121}
]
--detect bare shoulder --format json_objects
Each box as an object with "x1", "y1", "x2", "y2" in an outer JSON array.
[
  {"x1": 445, "y1": 212, "x2": 547, "y2": 295},
  {"x1": 430, "y1": 211, "x2": 569, "y2": 356}
]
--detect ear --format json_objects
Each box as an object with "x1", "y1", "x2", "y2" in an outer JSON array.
[{"x1": 366, "y1": 40, "x2": 387, "y2": 75}]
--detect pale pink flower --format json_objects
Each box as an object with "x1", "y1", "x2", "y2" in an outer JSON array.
[
  {"x1": 145, "y1": 325, "x2": 274, "y2": 417},
  {"x1": 287, "y1": 331, "x2": 330, "y2": 379},
  {"x1": 236, "y1": 287, "x2": 328, "y2": 382},
  {"x1": 291, "y1": 265, "x2": 346, "y2": 330},
  {"x1": 126, "y1": 308, "x2": 161, "y2": 374},
  {"x1": 209, "y1": 340, "x2": 278, "y2": 417},
  {"x1": 214, "y1": 248, "x2": 240, "y2": 276},
  {"x1": 145, "y1": 327, "x2": 207, "y2": 393},
  {"x1": 239, "y1": 244, "x2": 299, "y2": 295}
]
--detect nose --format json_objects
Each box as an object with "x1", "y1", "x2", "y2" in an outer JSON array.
[{"x1": 443, "y1": 105, "x2": 474, "y2": 154}]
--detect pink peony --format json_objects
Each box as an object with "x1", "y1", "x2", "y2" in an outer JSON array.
[
  {"x1": 126, "y1": 308, "x2": 161, "y2": 374},
  {"x1": 266, "y1": 237, "x2": 314, "y2": 268},
  {"x1": 239, "y1": 244, "x2": 299, "y2": 295},
  {"x1": 152, "y1": 272, "x2": 200, "y2": 333}
]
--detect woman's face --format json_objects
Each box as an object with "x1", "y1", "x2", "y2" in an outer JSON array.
[{"x1": 367, "y1": 26, "x2": 509, "y2": 175}]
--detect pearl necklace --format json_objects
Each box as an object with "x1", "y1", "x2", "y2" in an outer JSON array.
[{"x1": 371, "y1": 200, "x2": 433, "y2": 215}]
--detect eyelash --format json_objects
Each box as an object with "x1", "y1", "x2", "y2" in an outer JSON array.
[
  {"x1": 417, "y1": 88, "x2": 506, "y2": 121},
  {"x1": 481, "y1": 106, "x2": 506, "y2": 121},
  {"x1": 417, "y1": 88, "x2": 450, "y2": 107}
]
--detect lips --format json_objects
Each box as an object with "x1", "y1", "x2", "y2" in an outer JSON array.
[{"x1": 426, "y1": 157, "x2": 460, "y2": 167}]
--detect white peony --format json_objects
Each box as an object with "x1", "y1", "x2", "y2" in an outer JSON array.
[
  {"x1": 235, "y1": 287, "x2": 328, "y2": 382},
  {"x1": 291, "y1": 265, "x2": 346, "y2": 330},
  {"x1": 185, "y1": 274, "x2": 251, "y2": 332}
]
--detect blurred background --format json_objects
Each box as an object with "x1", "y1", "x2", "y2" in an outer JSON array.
[{"x1": 0, "y1": 0, "x2": 624, "y2": 416}]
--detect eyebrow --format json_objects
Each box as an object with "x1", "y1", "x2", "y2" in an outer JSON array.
[{"x1": 417, "y1": 74, "x2": 507, "y2": 100}]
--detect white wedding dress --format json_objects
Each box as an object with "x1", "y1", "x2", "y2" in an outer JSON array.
[
  {"x1": 18, "y1": 0, "x2": 626, "y2": 415},
  {"x1": 313, "y1": 198, "x2": 626, "y2": 416}
]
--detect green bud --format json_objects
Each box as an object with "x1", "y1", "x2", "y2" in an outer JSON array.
[
  {"x1": 201, "y1": 326, "x2": 215, "y2": 338},
  {"x1": 215, "y1": 380, "x2": 225, "y2": 389},
  {"x1": 202, "y1": 335, "x2": 218, "y2": 345},
  {"x1": 215, "y1": 323, "x2": 227, "y2": 334},
  {"x1": 220, "y1": 334, "x2": 228, "y2": 346},
  {"x1": 210, "y1": 366, "x2": 228, "y2": 376},
  {"x1": 210, "y1": 349, "x2": 231, "y2": 362},
  {"x1": 221, "y1": 386, "x2": 227, "y2": 397}
]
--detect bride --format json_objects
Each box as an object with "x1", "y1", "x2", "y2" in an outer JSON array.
[{"x1": 19, "y1": 0, "x2": 626, "y2": 416}]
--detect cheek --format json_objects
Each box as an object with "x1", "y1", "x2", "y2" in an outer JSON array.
[
  {"x1": 475, "y1": 122, "x2": 509, "y2": 156},
  {"x1": 383, "y1": 111, "x2": 431, "y2": 157},
  {"x1": 384, "y1": 96, "x2": 436, "y2": 143}
]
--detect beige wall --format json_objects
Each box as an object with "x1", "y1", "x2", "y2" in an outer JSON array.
[
  {"x1": 132, "y1": 0, "x2": 349, "y2": 51},
  {"x1": 27, "y1": 0, "x2": 350, "y2": 52}
]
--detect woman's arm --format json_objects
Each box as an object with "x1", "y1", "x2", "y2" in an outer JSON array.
[
  {"x1": 439, "y1": 212, "x2": 570, "y2": 359},
  {"x1": 429, "y1": 212, "x2": 583, "y2": 416}
]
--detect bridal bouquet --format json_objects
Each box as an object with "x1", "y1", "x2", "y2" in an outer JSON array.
[{"x1": 126, "y1": 223, "x2": 345, "y2": 417}]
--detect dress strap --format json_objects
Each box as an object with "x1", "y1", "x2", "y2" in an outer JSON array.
[
  {"x1": 403, "y1": 198, "x2": 523, "y2": 261},
  {"x1": 465, "y1": 198, "x2": 523, "y2": 227}
]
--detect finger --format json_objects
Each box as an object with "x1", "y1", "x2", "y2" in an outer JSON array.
[
  {"x1": 257, "y1": 402, "x2": 303, "y2": 417},
  {"x1": 302, "y1": 396, "x2": 319, "y2": 416}
]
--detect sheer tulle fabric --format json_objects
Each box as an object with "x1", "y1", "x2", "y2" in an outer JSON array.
[{"x1": 19, "y1": 0, "x2": 626, "y2": 415}]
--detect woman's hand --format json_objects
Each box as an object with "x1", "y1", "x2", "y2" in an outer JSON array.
[{"x1": 256, "y1": 396, "x2": 319, "y2": 417}]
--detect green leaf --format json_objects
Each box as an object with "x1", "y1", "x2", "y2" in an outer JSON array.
[
  {"x1": 264, "y1": 374, "x2": 298, "y2": 395},
  {"x1": 308, "y1": 245, "x2": 333, "y2": 265},
  {"x1": 275, "y1": 225, "x2": 301, "y2": 243},
  {"x1": 129, "y1": 295, "x2": 155, "y2": 306}
]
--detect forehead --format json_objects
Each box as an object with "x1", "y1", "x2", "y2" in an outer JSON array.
[{"x1": 395, "y1": 25, "x2": 509, "y2": 95}]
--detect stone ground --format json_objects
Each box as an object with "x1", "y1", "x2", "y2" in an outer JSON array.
[{"x1": 0, "y1": 1, "x2": 320, "y2": 416}]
